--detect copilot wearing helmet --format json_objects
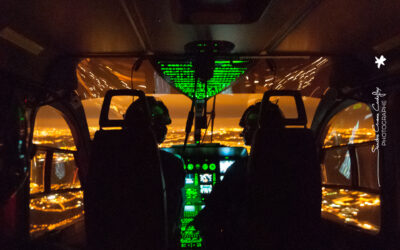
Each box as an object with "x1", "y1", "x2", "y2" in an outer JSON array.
[
  {"x1": 239, "y1": 102, "x2": 261, "y2": 146},
  {"x1": 239, "y1": 100, "x2": 284, "y2": 145}
]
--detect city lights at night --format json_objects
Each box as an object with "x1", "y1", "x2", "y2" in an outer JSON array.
[
  {"x1": 323, "y1": 127, "x2": 376, "y2": 148},
  {"x1": 1, "y1": 1, "x2": 399, "y2": 249},
  {"x1": 321, "y1": 187, "x2": 380, "y2": 232},
  {"x1": 30, "y1": 118, "x2": 83, "y2": 236},
  {"x1": 30, "y1": 192, "x2": 84, "y2": 236},
  {"x1": 26, "y1": 54, "x2": 380, "y2": 244},
  {"x1": 30, "y1": 93, "x2": 380, "y2": 239}
]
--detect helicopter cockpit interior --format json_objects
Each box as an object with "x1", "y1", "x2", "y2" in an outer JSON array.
[{"x1": 1, "y1": 0, "x2": 400, "y2": 249}]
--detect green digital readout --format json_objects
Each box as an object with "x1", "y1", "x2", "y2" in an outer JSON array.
[
  {"x1": 181, "y1": 172, "x2": 203, "y2": 248},
  {"x1": 180, "y1": 162, "x2": 220, "y2": 249},
  {"x1": 157, "y1": 60, "x2": 249, "y2": 99}
]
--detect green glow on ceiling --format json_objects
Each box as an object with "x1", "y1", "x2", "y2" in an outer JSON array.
[{"x1": 157, "y1": 60, "x2": 249, "y2": 99}]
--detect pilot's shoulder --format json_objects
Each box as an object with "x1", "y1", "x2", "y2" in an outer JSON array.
[
  {"x1": 159, "y1": 149, "x2": 184, "y2": 166},
  {"x1": 230, "y1": 156, "x2": 248, "y2": 169},
  {"x1": 224, "y1": 156, "x2": 249, "y2": 176}
]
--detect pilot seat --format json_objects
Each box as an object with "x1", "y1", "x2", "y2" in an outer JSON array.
[
  {"x1": 247, "y1": 90, "x2": 321, "y2": 249},
  {"x1": 84, "y1": 90, "x2": 168, "y2": 250}
]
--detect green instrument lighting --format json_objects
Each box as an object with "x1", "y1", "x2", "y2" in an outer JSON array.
[
  {"x1": 157, "y1": 60, "x2": 249, "y2": 99},
  {"x1": 18, "y1": 108, "x2": 25, "y2": 121},
  {"x1": 186, "y1": 188, "x2": 199, "y2": 199},
  {"x1": 209, "y1": 163, "x2": 216, "y2": 171},
  {"x1": 162, "y1": 145, "x2": 247, "y2": 249},
  {"x1": 353, "y1": 103, "x2": 362, "y2": 110},
  {"x1": 232, "y1": 60, "x2": 246, "y2": 63}
]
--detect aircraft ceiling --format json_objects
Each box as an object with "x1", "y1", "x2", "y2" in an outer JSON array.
[
  {"x1": 1, "y1": 0, "x2": 399, "y2": 55},
  {"x1": 1, "y1": 0, "x2": 399, "y2": 82}
]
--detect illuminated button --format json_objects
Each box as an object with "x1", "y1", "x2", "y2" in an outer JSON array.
[
  {"x1": 202, "y1": 164, "x2": 208, "y2": 170},
  {"x1": 209, "y1": 163, "x2": 216, "y2": 171},
  {"x1": 195, "y1": 164, "x2": 200, "y2": 169},
  {"x1": 187, "y1": 164, "x2": 194, "y2": 170}
]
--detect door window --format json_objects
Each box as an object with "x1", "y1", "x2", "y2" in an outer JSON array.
[
  {"x1": 30, "y1": 106, "x2": 84, "y2": 238},
  {"x1": 321, "y1": 102, "x2": 380, "y2": 233}
]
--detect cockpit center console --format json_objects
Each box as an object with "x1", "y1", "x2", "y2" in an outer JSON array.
[{"x1": 162, "y1": 143, "x2": 247, "y2": 249}]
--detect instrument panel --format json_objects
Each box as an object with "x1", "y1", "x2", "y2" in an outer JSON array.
[{"x1": 162, "y1": 144, "x2": 247, "y2": 249}]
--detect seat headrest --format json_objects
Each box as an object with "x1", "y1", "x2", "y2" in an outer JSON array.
[
  {"x1": 99, "y1": 89, "x2": 148, "y2": 128},
  {"x1": 260, "y1": 90, "x2": 307, "y2": 127}
]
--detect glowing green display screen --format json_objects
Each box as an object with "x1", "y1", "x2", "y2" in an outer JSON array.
[
  {"x1": 179, "y1": 161, "x2": 220, "y2": 248},
  {"x1": 180, "y1": 170, "x2": 203, "y2": 249},
  {"x1": 157, "y1": 60, "x2": 249, "y2": 99}
]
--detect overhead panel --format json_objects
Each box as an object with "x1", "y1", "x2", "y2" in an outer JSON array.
[{"x1": 156, "y1": 59, "x2": 250, "y2": 99}]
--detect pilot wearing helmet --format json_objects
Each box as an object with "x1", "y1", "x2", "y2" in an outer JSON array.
[{"x1": 125, "y1": 96, "x2": 185, "y2": 249}]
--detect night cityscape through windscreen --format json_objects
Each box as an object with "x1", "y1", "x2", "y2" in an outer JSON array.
[{"x1": 30, "y1": 95, "x2": 380, "y2": 241}]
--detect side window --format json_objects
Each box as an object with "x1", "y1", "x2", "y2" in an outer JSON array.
[
  {"x1": 321, "y1": 147, "x2": 352, "y2": 186},
  {"x1": 30, "y1": 106, "x2": 83, "y2": 237},
  {"x1": 321, "y1": 102, "x2": 380, "y2": 233}
]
